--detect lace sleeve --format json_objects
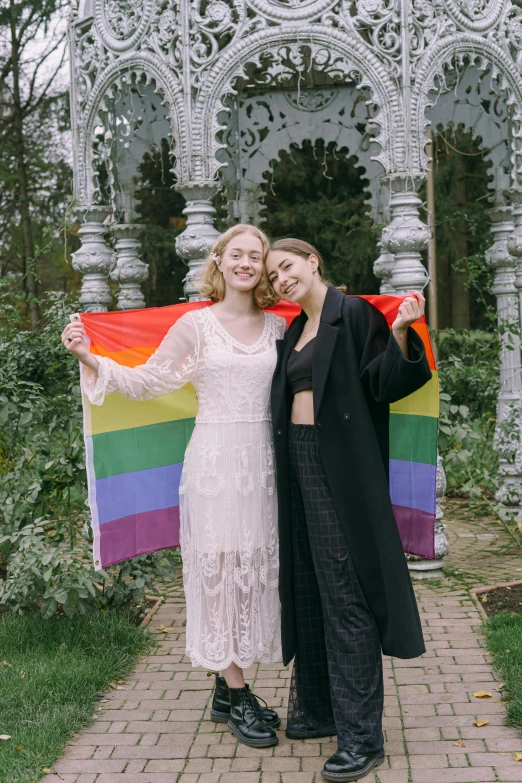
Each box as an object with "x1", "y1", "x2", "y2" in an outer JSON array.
[
  {"x1": 81, "y1": 312, "x2": 199, "y2": 406},
  {"x1": 272, "y1": 313, "x2": 287, "y2": 339}
]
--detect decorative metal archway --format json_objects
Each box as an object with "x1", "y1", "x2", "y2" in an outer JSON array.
[{"x1": 68, "y1": 0, "x2": 522, "y2": 573}]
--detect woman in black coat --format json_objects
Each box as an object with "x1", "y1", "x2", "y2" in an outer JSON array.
[{"x1": 265, "y1": 238, "x2": 432, "y2": 783}]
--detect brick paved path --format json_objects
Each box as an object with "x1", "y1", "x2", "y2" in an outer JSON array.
[{"x1": 43, "y1": 500, "x2": 522, "y2": 783}]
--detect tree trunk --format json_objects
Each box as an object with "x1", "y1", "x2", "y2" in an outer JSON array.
[
  {"x1": 10, "y1": 1, "x2": 39, "y2": 330},
  {"x1": 451, "y1": 173, "x2": 471, "y2": 330}
]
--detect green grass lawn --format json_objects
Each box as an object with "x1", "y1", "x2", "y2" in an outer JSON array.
[
  {"x1": 485, "y1": 613, "x2": 522, "y2": 730},
  {"x1": 0, "y1": 611, "x2": 154, "y2": 783}
]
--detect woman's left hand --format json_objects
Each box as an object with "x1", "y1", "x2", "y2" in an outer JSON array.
[{"x1": 392, "y1": 291, "x2": 425, "y2": 334}]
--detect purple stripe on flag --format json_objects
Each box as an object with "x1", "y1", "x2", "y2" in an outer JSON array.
[
  {"x1": 96, "y1": 462, "x2": 183, "y2": 525},
  {"x1": 99, "y1": 506, "x2": 180, "y2": 568},
  {"x1": 392, "y1": 504, "x2": 435, "y2": 560},
  {"x1": 389, "y1": 459, "x2": 436, "y2": 515}
]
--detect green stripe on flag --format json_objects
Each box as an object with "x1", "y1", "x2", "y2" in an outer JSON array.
[
  {"x1": 389, "y1": 413, "x2": 437, "y2": 466},
  {"x1": 92, "y1": 417, "x2": 195, "y2": 479}
]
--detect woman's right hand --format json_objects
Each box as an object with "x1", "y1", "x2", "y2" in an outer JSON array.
[{"x1": 61, "y1": 319, "x2": 92, "y2": 364}]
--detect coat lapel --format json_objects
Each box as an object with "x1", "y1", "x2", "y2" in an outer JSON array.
[
  {"x1": 312, "y1": 323, "x2": 339, "y2": 420},
  {"x1": 312, "y1": 286, "x2": 345, "y2": 420}
]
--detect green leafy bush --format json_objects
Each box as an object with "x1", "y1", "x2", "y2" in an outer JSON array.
[
  {"x1": 436, "y1": 328, "x2": 499, "y2": 422},
  {"x1": 0, "y1": 285, "x2": 176, "y2": 617},
  {"x1": 434, "y1": 328, "x2": 499, "y2": 498}
]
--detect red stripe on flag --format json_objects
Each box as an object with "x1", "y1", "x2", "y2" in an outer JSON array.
[{"x1": 80, "y1": 296, "x2": 435, "y2": 369}]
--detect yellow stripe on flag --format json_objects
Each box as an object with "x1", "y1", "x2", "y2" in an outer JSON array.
[
  {"x1": 87, "y1": 384, "x2": 198, "y2": 436},
  {"x1": 390, "y1": 371, "x2": 439, "y2": 418}
]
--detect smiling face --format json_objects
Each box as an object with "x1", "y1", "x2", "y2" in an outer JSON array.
[
  {"x1": 219, "y1": 231, "x2": 264, "y2": 294},
  {"x1": 265, "y1": 249, "x2": 318, "y2": 302}
]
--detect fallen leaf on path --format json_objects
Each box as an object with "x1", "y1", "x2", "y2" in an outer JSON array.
[
  {"x1": 109, "y1": 682, "x2": 125, "y2": 690},
  {"x1": 473, "y1": 691, "x2": 492, "y2": 698},
  {"x1": 473, "y1": 720, "x2": 490, "y2": 727},
  {"x1": 514, "y1": 753, "x2": 522, "y2": 762},
  {"x1": 0, "y1": 735, "x2": 12, "y2": 741},
  {"x1": 453, "y1": 739, "x2": 465, "y2": 747},
  {"x1": 494, "y1": 684, "x2": 505, "y2": 691},
  {"x1": 41, "y1": 769, "x2": 52, "y2": 774},
  {"x1": 156, "y1": 624, "x2": 172, "y2": 632}
]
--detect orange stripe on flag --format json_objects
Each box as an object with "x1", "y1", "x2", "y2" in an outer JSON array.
[
  {"x1": 90, "y1": 345, "x2": 156, "y2": 368},
  {"x1": 411, "y1": 322, "x2": 436, "y2": 370}
]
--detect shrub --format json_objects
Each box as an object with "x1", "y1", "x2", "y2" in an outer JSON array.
[
  {"x1": 0, "y1": 285, "x2": 176, "y2": 617},
  {"x1": 435, "y1": 328, "x2": 499, "y2": 423}
]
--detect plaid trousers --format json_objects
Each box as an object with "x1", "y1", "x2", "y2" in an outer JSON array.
[{"x1": 288, "y1": 423, "x2": 384, "y2": 755}]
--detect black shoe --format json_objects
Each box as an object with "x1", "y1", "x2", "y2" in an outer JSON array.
[
  {"x1": 227, "y1": 685, "x2": 279, "y2": 747},
  {"x1": 286, "y1": 717, "x2": 336, "y2": 739},
  {"x1": 321, "y1": 749, "x2": 385, "y2": 782},
  {"x1": 209, "y1": 673, "x2": 281, "y2": 728}
]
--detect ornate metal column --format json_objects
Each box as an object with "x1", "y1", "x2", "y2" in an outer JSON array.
[
  {"x1": 175, "y1": 184, "x2": 221, "y2": 301},
  {"x1": 380, "y1": 176, "x2": 449, "y2": 578},
  {"x1": 110, "y1": 224, "x2": 148, "y2": 310},
  {"x1": 485, "y1": 203, "x2": 522, "y2": 507},
  {"x1": 373, "y1": 241, "x2": 396, "y2": 294},
  {"x1": 406, "y1": 456, "x2": 449, "y2": 579},
  {"x1": 71, "y1": 206, "x2": 115, "y2": 312},
  {"x1": 380, "y1": 175, "x2": 431, "y2": 292}
]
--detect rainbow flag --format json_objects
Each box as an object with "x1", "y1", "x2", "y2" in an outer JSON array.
[
  {"x1": 79, "y1": 297, "x2": 438, "y2": 570},
  {"x1": 362, "y1": 296, "x2": 438, "y2": 560}
]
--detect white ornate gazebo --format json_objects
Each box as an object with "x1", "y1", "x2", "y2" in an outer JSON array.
[{"x1": 68, "y1": 0, "x2": 522, "y2": 574}]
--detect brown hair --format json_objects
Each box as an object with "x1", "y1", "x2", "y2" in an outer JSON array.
[
  {"x1": 197, "y1": 224, "x2": 277, "y2": 308},
  {"x1": 267, "y1": 238, "x2": 347, "y2": 293},
  {"x1": 269, "y1": 238, "x2": 325, "y2": 278}
]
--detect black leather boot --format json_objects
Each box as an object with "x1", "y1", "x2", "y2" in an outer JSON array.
[
  {"x1": 209, "y1": 673, "x2": 281, "y2": 728},
  {"x1": 321, "y1": 749, "x2": 385, "y2": 782},
  {"x1": 227, "y1": 686, "x2": 279, "y2": 747}
]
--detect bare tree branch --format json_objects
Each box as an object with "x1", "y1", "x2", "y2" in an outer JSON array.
[
  {"x1": 17, "y1": 6, "x2": 39, "y2": 49},
  {"x1": 23, "y1": 32, "x2": 66, "y2": 113}
]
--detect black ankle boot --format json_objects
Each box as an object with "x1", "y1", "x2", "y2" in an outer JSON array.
[
  {"x1": 228, "y1": 686, "x2": 279, "y2": 747},
  {"x1": 209, "y1": 673, "x2": 281, "y2": 728},
  {"x1": 321, "y1": 749, "x2": 385, "y2": 782}
]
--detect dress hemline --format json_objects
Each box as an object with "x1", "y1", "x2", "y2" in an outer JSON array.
[{"x1": 186, "y1": 646, "x2": 283, "y2": 671}]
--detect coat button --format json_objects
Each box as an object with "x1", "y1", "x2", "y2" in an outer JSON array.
[
  {"x1": 276, "y1": 429, "x2": 282, "y2": 436},
  {"x1": 316, "y1": 421, "x2": 322, "y2": 429},
  {"x1": 343, "y1": 413, "x2": 351, "y2": 421}
]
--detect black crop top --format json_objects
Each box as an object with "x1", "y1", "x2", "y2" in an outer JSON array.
[{"x1": 287, "y1": 338, "x2": 315, "y2": 395}]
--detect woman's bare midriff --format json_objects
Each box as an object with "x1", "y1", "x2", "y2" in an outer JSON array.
[{"x1": 291, "y1": 390, "x2": 315, "y2": 425}]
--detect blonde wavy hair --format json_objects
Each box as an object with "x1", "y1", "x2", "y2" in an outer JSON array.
[{"x1": 197, "y1": 224, "x2": 277, "y2": 308}]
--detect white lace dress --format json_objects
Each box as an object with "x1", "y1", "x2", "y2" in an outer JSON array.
[{"x1": 81, "y1": 307, "x2": 286, "y2": 670}]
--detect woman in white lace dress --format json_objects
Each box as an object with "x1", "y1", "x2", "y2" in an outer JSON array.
[{"x1": 61, "y1": 224, "x2": 287, "y2": 748}]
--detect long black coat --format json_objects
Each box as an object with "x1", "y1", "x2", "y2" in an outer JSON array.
[{"x1": 271, "y1": 286, "x2": 433, "y2": 665}]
